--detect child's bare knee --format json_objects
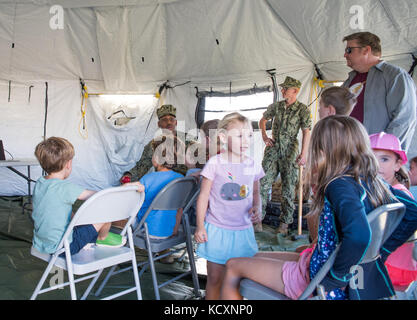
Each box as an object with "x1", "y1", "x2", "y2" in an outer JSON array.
[{"x1": 225, "y1": 258, "x2": 240, "y2": 271}]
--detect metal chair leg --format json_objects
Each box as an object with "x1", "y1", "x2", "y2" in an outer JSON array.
[
  {"x1": 128, "y1": 227, "x2": 142, "y2": 300},
  {"x1": 144, "y1": 223, "x2": 160, "y2": 300},
  {"x1": 184, "y1": 214, "x2": 200, "y2": 296},
  {"x1": 30, "y1": 254, "x2": 59, "y2": 300}
]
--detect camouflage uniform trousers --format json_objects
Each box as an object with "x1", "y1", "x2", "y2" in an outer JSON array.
[{"x1": 260, "y1": 145, "x2": 299, "y2": 225}]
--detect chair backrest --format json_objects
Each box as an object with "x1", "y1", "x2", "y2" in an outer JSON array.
[
  {"x1": 362, "y1": 202, "x2": 405, "y2": 263},
  {"x1": 134, "y1": 177, "x2": 198, "y2": 231},
  {"x1": 58, "y1": 186, "x2": 144, "y2": 249},
  {"x1": 183, "y1": 184, "x2": 200, "y2": 214},
  {"x1": 299, "y1": 202, "x2": 405, "y2": 300}
]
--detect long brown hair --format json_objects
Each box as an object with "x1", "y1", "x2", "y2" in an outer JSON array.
[
  {"x1": 306, "y1": 116, "x2": 393, "y2": 219},
  {"x1": 393, "y1": 161, "x2": 411, "y2": 189}
]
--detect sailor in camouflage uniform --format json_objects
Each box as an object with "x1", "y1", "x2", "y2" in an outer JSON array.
[
  {"x1": 257, "y1": 77, "x2": 311, "y2": 235},
  {"x1": 120, "y1": 104, "x2": 193, "y2": 182}
]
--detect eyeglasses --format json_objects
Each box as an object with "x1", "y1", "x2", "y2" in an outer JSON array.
[{"x1": 345, "y1": 46, "x2": 363, "y2": 54}]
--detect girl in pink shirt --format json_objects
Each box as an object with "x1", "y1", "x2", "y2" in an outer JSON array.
[
  {"x1": 370, "y1": 132, "x2": 417, "y2": 287},
  {"x1": 194, "y1": 113, "x2": 264, "y2": 300}
]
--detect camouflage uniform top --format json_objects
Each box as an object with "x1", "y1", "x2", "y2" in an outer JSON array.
[
  {"x1": 129, "y1": 131, "x2": 195, "y2": 181},
  {"x1": 263, "y1": 100, "x2": 312, "y2": 158}
]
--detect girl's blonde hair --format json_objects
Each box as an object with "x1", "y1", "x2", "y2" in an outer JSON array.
[
  {"x1": 306, "y1": 115, "x2": 393, "y2": 220},
  {"x1": 320, "y1": 86, "x2": 357, "y2": 116},
  {"x1": 218, "y1": 112, "x2": 251, "y2": 131}
]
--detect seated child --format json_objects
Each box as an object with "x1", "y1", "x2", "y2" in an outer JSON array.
[
  {"x1": 185, "y1": 120, "x2": 220, "y2": 226},
  {"x1": 299, "y1": 86, "x2": 357, "y2": 242},
  {"x1": 185, "y1": 119, "x2": 220, "y2": 176},
  {"x1": 370, "y1": 132, "x2": 417, "y2": 287},
  {"x1": 318, "y1": 86, "x2": 357, "y2": 119},
  {"x1": 220, "y1": 116, "x2": 417, "y2": 300},
  {"x1": 135, "y1": 135, "x2": 185, "y2": 238},
  {"x1": 32, "y1": 137, "x2": 144, "y2": 255}
]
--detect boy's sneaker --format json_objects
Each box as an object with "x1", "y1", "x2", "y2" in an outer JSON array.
[{"x1": 96, "y1": 232, "x2": 127, "y2": 248}]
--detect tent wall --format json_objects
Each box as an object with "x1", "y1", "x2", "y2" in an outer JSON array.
[{"x1": 0, "y1": 0, "x2": 416, "y2": 195}]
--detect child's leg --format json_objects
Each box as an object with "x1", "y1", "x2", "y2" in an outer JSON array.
[
  {"x1": 254, "y1": 251, "x2": 299, "y2": 261},
  {"x1": 220, "y1": 255, "x2": 288, "y2": 300},
  {"x1": 112, "y1": 219, "x2": 128, "y2": 229},
  {"x1": 93, "y1": 222, "x2": 111, "y2": 240},
  {"x1": 206, "y1": 261, "x2": 226, "y2": 300},
  {"x1": 94, "y1": 223, "x2": 127, "y2": 248}
]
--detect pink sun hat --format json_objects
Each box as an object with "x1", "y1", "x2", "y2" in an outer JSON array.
[{"x1": 369, "y1": 132, "x2": 408, "y2": 165}]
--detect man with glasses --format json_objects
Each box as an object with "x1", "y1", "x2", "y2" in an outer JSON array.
[
  {"x1": 257, "y1": 76, "x2": 311, "y2": 235},
  {"x1": 342, "y1": 32, "x2": 416, "y2": 152}
]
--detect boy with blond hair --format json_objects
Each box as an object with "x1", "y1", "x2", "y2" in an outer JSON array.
[{"x1": 32, "y1": 137, "x2": 144, "y2": 255}]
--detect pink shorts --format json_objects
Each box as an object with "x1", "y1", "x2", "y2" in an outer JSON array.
[{"x1": 282, "y1": 248, "x2": 313, "y2": 300}]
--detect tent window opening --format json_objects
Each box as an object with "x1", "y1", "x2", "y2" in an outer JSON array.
[{"x1": 203, "y1": 91, "x2": 274, "y2": 128}]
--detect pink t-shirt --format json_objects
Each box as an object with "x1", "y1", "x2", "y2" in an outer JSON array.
[
  {"x1": 385, "y1": 184, "x2": 417, "y2": 271},
  {"x1": 201, "y1": 154, "x2": 265, "y2": 230}
]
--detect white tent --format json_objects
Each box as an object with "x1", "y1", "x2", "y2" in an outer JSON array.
[{"x1": 1, "y1": 0, "x2": 416, "y2": 195}]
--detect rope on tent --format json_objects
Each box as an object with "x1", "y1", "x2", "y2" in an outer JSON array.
[
  {"x1": 266, "y1": 69, "x2": 278, "y2": 103},
  {"x1": 8, "y1": 80, "x2": 11, "y2": 102},
  {"x1": 28, "y1": 85, "x2": 34, "y2": 104},
  {"x1": 43, "y1": 82, "x2": 48, "y2": 139},
  {"x1": 79, "y1": 79, "x2": 88, "y2": 139},
  {"x1": 309, "y1": 78, "x2": 344, "y2": 125},
  {"x1": 409, "y1": 54, "x2": 417, "y2": 77}
]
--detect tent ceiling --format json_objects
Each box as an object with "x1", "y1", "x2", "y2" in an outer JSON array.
[
  {"x1": 1, "y1": 0, "x2": 417, "y2": 195},
  {"x1": 0, "y1": 0, "x2": 416, "y2": 92}
]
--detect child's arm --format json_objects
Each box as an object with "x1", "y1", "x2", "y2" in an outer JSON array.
[
  {"x1": 77, "y1": 182, "x2": 144, "y2": 202},
  {"x1": 171, "y1": 208, "x2": 184, "y2": 237},
  {"x1": 194, "y1": 177, "x2": 213, "y2": 243},
  {"x1": 249, "y1": 180, "x2": 262, "y2": 224},
  {"x1": 381, "y1": 187, "x2": 417, "y2": 261},
  {"x1": 320, "y1": 178, "x2": 371, "y2": 292},
  {"x1": 122, "y1": 181, "x2": 145, "y2": 193},
  {"x1": 78, "y1": 190, "x2": 96, "y2": 201}
]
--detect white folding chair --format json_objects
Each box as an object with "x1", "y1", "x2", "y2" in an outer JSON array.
[
  {"x1": 30, "y1": 186, "x2": 144, "y2": 300},
  {"x1": 95, "y1": 177, "x2": 201, "y2": 300},
  {"x1": 240, "y1": 202, "x2": 406, "y2": 300}
]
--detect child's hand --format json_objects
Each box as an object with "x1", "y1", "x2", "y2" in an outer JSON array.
[
  {"x1": 249, "y1": 206, "x2": 262, "y2": 224},
  {"x1": 123, "y1": 181, "x2": 145, "y2": 193},
  {"x1": 194, "y1": 226, "x2": 208, "y2": 243},
  {"x1": 189, "y1": 170, "x2": 201, "y2": 178}
]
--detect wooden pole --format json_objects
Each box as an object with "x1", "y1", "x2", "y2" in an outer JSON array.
[{"x1": 298, "y1": 165, "x2": 303, "y2": 236}]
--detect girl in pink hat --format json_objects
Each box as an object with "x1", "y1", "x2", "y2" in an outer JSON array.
[{"x1": 370, "y1": 132, "x2": 417, "y2": 288}]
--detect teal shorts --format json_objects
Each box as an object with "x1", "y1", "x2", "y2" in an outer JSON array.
[{"x1": 196, "y1": 222, "x2": 258, "y2": 265}]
